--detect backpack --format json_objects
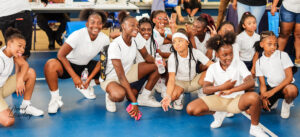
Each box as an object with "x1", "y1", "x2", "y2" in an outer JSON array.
[{"x1": 99, "y1": 40, "x2": 138, "y2": 82}]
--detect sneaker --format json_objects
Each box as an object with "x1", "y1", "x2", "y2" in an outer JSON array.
[
  {"x1": 106, "y1": 93, "x2": 116, "y2": 112},
  {"x1": 173, "y1": 97, "x2": 183, "y2": 110},
  {"x1": 48, "y1": 96, "x2": 63, "y2": 113},
  {"x1": 20, "y1": 104, "x2": 44, "y2": 116},
  {"x1": 190, "y1": 16, "x2": 195, "y2": 23},
  {"x1": 137, "y1": 94, "x2": 161, "y2": 107},
  {"x1": 155, "y1": 78, "x2": 165, "y2": 93},
  {"x1": 197, "y1": 88, "x2": 205, "y2": 98},
  {"x1": 250, "y1": 125, "x2": 269, "y2": 137},
  {"x1": 210, "y1": 112, "x2": 226, "y2": 128},
  {"x1": 226, "y1": 112, "x2": 234, "y2": 118},
  {"x1": 76, "y1": 86, "x2": 96, "y2": 100},
  {"x1": 270, "y1": 100, "x2": 279, "y2": 110},
  {"x1": 281, "y1": 100, "x2": 294, "y2": 119}
]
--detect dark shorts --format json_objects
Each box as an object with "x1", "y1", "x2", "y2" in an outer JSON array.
[
  {"x1": 178, "y1": 0, "x2": 201, "y2": 10},
  {"x1": 265, "y1": 84, "x2": 298, "y2": 108},
  {"x1": 130, "y1": 75, "x2": 150, "y2": 92},
  {"x1": 243, "y1": 61, "x2": 253, "y2": 71},
  {"x1": 57, "y1": 58, "x2": 100, "y2": 79}
]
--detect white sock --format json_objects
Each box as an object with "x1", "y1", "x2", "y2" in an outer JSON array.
[
  {"x1": 250, "y1": 124, "x2": 259, "y2": 130},
  {"x1": 179, "y1": 94, "x2": 184, "y2": 100},
  {"x1": 141, "y1": 88, "x2": 152, "y2": 95},
  {"x1": 21, "y1": 100, "x2": 31, "y2": 106},
  {"x1": 50, "y1": 89, "x2": 60, "y2": 98}
]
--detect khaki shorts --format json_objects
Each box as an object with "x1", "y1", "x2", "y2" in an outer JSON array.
[
  {"x1": 175, "y1": 73, "x2": 202, "y2": 92},
  {"x1": 201, "y1": 94, "x2": 242, "y2": 114},
  {"x1": 101, "y1": 64, "x2": 139, "y2": 91},
  {"x1": 0, "y1": 75, "x2": 16, "y2": 112}
]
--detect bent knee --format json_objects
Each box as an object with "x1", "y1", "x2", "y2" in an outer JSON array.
[
  {"x1": 1, "y1": 118, "x2": 15, "y2": 127},
  {"x1": 186, "y1": 103, "x2": 207, "y2": 116},
  {"x1": 44, "y1": 59, "x2": 61, "y2": 71},
  {"x1": 110, "y1": 90, "x2": 126, "y2": 102},
  {"x1": 27, "y1": 68, "x2": 36, "y2": 79},
  {"x1": 245, "y1": 92, "x2": 260, "y2": 102},
  {"x1": 285, "y1": 85, "x2": 299, "y2": 97}
]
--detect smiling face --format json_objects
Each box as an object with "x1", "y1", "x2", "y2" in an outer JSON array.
[
  {"x1": 139, "y1": 22, "x2": 152, "y2": 40},
  {"x1": 7, "y1": 38, "x2": 26, "y2": 57},
  {"x1": 260, "y1": 35, "x2": 277, "y2": 57},
  {"x1": 153, "y1": 12, "x2": 168, "y2": 29},
  {"x1": 122, "y1": 18, "x2": 139, "y2": 37},
  {"x1": 242, "y1": 17, "x2": 257, "y2": 33},
  {"x1": 86, "y1": 14, "x2": 103, "y2": 38},
  {"x1": 172, "y1": 37, "x2": 189, "y2": 53},
  {"x1": 193, "y1": 20, "x2": 207, "y2": 36},
  {"x1": 216, "y1": 45, "x2": 233, "y2": 68}
]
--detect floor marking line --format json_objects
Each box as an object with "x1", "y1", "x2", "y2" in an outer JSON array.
[
  {"x1": 36, "y1": 78, "x2": 46, "y2": 81},
  {"x1": 242, "y1": 112, "x2": 278, "y2": 137}
]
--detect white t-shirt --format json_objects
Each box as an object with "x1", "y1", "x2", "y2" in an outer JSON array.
[
  {"x1": 205, "y1": 58, "x2": 251, "y2": 98},
  {"x1": 236, "y1": 31, "x2": 260, "y2": 61},
  {"x1": 0, "y1": 0, "x2": 31, "y2": 17},
  {"x1": 194, "y1": 33, "x2": 210, "y2": 54},
  {"x1": 65, "y1": 28, "x2": 110, "y2": 65},
  {"x1": 256, "y1": 50, "x2": 295, "y2": 87},
  {"x1": 283, "y1": 0, "x2": 300, "y2": 13},
  {"x1": 168, "y1": 49, "x2": 209, "y2": 81},
  {"x1": 0, "y1": 47, "x2": 14, "y2": 87},
  {"x1": 105, "y1": 36, "x2": 144, "y2": 79},
  {"x1": 153, "y1": 28, "x2": 172, "y2": 53},
  {"x1": 135, "y1": 33, "x2": 157, "y2": 63}
]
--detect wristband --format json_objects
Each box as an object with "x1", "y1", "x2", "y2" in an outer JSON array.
[
  {"x1": 131, "y1": 102, "x2": 138, "y2": 105},
  {"x1": 164, "y1": 32, "x2": 168, "y2": 38}
]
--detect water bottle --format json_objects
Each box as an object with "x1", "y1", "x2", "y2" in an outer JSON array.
[
  {"x1": 81, "y1": 68, "x2": 89, "y2": 84},
  {"x1": 156, "y1": 53, "x2": 165, "y2": 74}
]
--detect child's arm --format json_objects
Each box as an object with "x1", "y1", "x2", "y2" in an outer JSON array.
[
  {"x1": 203, "y1": 80, "x2": 236, "y2": 95},
  {"x1": 161, "y1": 72, "x2": 176, "y2": 111},
  {"x1": 83, "y1": 61, "x2": 101, "y2": 89},
  {"x1": 262, "y1": 67, "x2": 293, "y2": 99},
  {"x1": 157, "y1": 49, "x2": 171, "y2": 58},
  {"x1": 139, "y1": 47, "x2": 155, "y2": 63},
  {"x1": 14, "y1": 57, "x2": 29, "y2": 96},
  {"x1": 251, "y1": 52, "x2": 259, "y2": 76},
  {"x1": 219, "y1": 75, "x2": 254, "y2": 96}
]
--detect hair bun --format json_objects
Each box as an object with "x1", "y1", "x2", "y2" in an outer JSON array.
[{"x1": 223, "y1": 32, "x2": 236, "y2": 45}]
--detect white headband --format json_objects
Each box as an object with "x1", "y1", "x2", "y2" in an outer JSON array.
[{"x1": 172, "y1": 32, "x2": 189, "y2": 42}]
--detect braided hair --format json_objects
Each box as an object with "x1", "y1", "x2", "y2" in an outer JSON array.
[{"x1": 138, "y1": 17, "x2": 157, "y2": 58}]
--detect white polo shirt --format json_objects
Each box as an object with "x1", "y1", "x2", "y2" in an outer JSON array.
[
  {"x1": 236, "y1": 31, "x2": 260, "y2": 61},
  {"x1": 65, "y1": 28, "x2": 110, "y2": 65},
  {"x1": 256, "y1": 50, "x2": 295, "y2": 87},
  {"x1": 205, "y1": 58, "x2": 251, "y2": 98},
  {"x1": 0, "y1": 0, "x2": 31, "y2": 17},
  {"x1": 153, "y1": 28, "x2": 172, "y2": 53},
  {"x1": 135, "y1": 33, "x2": 157, "y2": 63},
  {"x1": 168, "y1": 48, "x2": 209, "y2": 81},
  {"x1": 105, "y1": 36, "x2": 144, "y2": 79},
  {"x1": 0, "y1": 47, "x2": 14, "y2": 87},
  {"x1": 194, "y1": 33, "x2": 210, "y2": 54}
]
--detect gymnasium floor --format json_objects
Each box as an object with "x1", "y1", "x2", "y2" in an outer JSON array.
[{"x1": 0, "y1": 51, "x2": 299, "y2": 137}]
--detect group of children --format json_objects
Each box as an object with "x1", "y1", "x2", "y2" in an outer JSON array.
[{"x1": 0, "y1": 8, "x2": 298, "y2": 137}]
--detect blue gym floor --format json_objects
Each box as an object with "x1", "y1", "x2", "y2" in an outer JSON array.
[{"x1": 0, "y1": 52, "x2": 299, "y2": 137}]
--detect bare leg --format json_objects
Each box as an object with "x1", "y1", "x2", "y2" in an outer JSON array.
[
  {"x1": 44, "y1": 59, "x2": 64, "y2": 91},
  {"x1": 186, "y1": 98, "x2": 214, "y2": 116},
  {"x1": 282, "y1": 84, "x2": 298, "y2": 103},
  {"x1": 278, "y1": 22, "x2": 295, "y2": 51},
  {"x1": 175, "y1": 6, "x2": 185, "y2": 22},
  {"x1": 138, "y1": 63, "x2": 160, "y2": 91},
  {"x1": 106, "y1": 82, "x2": 126, "y2": 102},
  {"x1": 190, "y1": 8, "x2": 199, "y2": 17},
  {"x1": 0, "y1": 109, "x2": 15, "y2": 127},
  {"x1": 294, "y1": 23, "x2": 300, "y2": 64},
  {"x1": 238, "y1": 92, "x2": 261, "y2": 125},
  {"x1": 23, "y1": 68, "x2": 36, "y2": 100}
]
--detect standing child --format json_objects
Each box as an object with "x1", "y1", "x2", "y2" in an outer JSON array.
[
  {"x1": 236, "y1": 12, "x2": 260, "y2": 76},
  {"x1": 186, "y1": 32, "x2": 268, "y2": 137},
  {"x1": 0, "y1": 28, "x2": 44, "y2": 127},
  {"x1": 255, "y1": 31, "x2": 298, "y2": 118},
  {"x1": 161, "y1": 30, "x2": 213, "y2": 111}
]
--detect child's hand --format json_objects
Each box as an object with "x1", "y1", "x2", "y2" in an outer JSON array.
[
  {"x1": 222, "y1": 80, "x2": 236, "y2": 90},
  {"x1": 271, "y1": 5, "x2": 277, "y2": 16},
  {"x1": 129, "y1": 105, "x2": 139, "y2": 118},
  {"x1": 82, "y1": 78, "x2": 91, "y2": 89},
  {"x1": 185, "y1": 24, "x2": 195, "y2": 37},
  {"x1": 262, "y1": 98, "x2": 271, "y2": 111},
  {"x1": 207, "y1": 25, "x2": 217, "y2": 37},
  {"x1": 16, "y1": 79, "x2": 25, "y2": 96},
  {"x1": 218, "y1": 89, "x2": 233, "y2": 96},
  {"x1": 161, "y1": 96, "x2": 172, "y2": 112},
  {"x1": 262, "y1": 91, "x2": 275, "y2": 99},
  {"x1": 72, "y1": 75, "x2": 83, "y2": 89}
]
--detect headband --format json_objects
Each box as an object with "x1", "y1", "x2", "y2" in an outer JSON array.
[{"x1": 172, "y1": 32, "x2": 189, "y2": 42}]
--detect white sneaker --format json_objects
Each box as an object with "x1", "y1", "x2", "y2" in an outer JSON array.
[
  {"x1": 250, "y1": 125, "x2": 269, "y2": 137},
  {"x1": 197, "y1": 88, "x2": 205, "y2": 98},
  {"x1": 48, "y1": 96, "x2": 63, "y2": 113},
  {"x1": 173, "y1": 97, "x2": 183, "y2": 110},
  {"x1": 226, "y1": 112, "x2": 234, "y2": 118},
  {"x1": 106, "y1": 93, "x2": 116, "y2": 112},
  {"x1": 155, "y1": 78, "x2": 166, "y2": 93},
  {"x1": 137, "y1": 94, "x2": 161, "y2": 107},
  {"x1": 76, "y1": 86, "x2": 96, "y2": 99},
  {"x1": 270, "y1": 100, "x2": 279, "y2": 110},
  {"x1": 210, "y1": 112, "x2": 226, "y2": 128},
  {"x1": 20, "y1": 104, "x2": 44, "y2": 116},
  {"x1": 281, "y1": 100, "x2": 294, "y2": 119}
]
